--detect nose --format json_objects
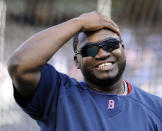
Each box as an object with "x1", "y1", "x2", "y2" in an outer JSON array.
[{"x1": 95, "y1": 48, "x2": 111, "y2": 60}]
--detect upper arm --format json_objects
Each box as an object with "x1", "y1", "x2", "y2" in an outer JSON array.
[
  {"x1": 7, "y1": 59, "x2": 41, "y2": 100},
  {"x1": 13, "y1": 64, "x2": 62, "y2": 120},
  {"x1": 14, "y1": 71, "x2": 41, "y2": 99}
]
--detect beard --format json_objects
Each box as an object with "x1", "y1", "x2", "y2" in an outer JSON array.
[{"x1": 82, "y1": 60, "x2": 126, "y2": 87}]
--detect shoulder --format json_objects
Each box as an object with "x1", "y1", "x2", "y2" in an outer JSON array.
[
  {"x1": 131, "y1": 85, "x2": 162, "y2": 103},
  {"x1": 128, "y1": 84, "x2": 162, "y2": 121},
  {"x1": 41, "y1": 63, "x2": 80, "y2": 87}
]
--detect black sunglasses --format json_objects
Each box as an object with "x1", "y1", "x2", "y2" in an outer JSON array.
[{"x1": 75, "y1": 37, "x2": 122, "y2": 57}]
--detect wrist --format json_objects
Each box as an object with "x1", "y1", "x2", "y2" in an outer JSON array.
[{"x1": 72, "y1": 17, "x2": 84, "y2": 32}]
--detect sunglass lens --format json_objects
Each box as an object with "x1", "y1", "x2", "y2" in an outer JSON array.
[
  {"x1": 82, "y1": 45, "x2": 98, "y2": 57},
  {"x1": 87, "y1": 46, "x2": 98, "y2": 57},
  {"x1": 104, "y1": 40, "x2": 120, "y2": 52}
]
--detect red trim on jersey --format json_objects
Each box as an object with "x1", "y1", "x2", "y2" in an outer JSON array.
[{"x1": 125, "y1": 81, "x2": 132, "y2": 94}]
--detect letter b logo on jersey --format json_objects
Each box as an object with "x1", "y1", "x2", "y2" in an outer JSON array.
[{"x1": 108, "y1": 100, "x2": 115, "y2": 109}]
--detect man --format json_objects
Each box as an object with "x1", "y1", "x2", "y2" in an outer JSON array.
[{"x1": 7, "y1": 11, "x2": 162, "y2": 131}]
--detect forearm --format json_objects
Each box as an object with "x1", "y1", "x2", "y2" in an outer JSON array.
[{"x1": 8, "y1": 18, "x2": 82, "y2": 72}]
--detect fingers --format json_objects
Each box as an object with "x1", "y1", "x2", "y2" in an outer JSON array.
[
  {"x1": 100, "y1": 14, "x2": 120, "y2": 35},
  {"x1": 105, "y1": 22, "x2": 120, "y2": 35},
  {"x1": 78, "y1": 11, "x2": 120, "y2": 35},
  {"x1": 101, "y1": 14, "x2": 119, "y2": 28}
]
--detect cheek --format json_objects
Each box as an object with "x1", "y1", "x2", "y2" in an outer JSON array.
[
  {"x1": 113, "y1": 49, "x2": 126, "y2": 62},
  {"x1": 81, "y1": 57, "x2": 94, "y2": 69},
  {"x1": 120, "y1": 50, "x2": 126, "y2": 61}
]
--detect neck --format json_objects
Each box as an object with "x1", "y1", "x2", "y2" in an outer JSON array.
[{"x1": 85, "y1": 77, "x2": 124, "y2": 95}]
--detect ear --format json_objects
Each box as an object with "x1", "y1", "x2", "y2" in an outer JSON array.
[{"x1": 74, "y1": 55, "x2": 80, "y2": 69}]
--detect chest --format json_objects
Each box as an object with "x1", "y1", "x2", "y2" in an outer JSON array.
[{"x1": 53, "y1": 87, "x2": 158, "y2": 131}]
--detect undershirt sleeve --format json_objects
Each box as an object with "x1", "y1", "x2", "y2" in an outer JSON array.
[{"x1": 14, "y1": 64, "x2": 61, "y2": 121}]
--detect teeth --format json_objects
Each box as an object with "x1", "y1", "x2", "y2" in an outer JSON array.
[{"x1": 98, "y1": 63, "x2": 112, "y2": 68}]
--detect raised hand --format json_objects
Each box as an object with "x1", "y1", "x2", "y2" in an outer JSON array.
[{"x1": 77, "y1": 11, "x2": 120, "y2": 35}]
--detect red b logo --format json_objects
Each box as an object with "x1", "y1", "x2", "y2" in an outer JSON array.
[{"x1": 108, "y1": 100, "x2": 115, "y2": 109}]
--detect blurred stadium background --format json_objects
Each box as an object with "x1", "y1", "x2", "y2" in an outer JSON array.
[{"x1": 0, "y1": 0, "x2": 162, "y2": 130}]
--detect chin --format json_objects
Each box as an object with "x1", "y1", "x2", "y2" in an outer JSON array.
[
  {"x1": 83, "y1": 70, "x2": 119, "y2": 86},
  {"x1": 93, "y1": 74, "x2": 120, "y2": 86},
  {"x1": 83, "y1": 61, "x2": 126, "y2": 86},
  {"x1": 95, "y1": 69, "x2": 118, "y2": 79}
]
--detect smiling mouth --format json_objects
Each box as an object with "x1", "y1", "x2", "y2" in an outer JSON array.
[{"x1": 96, "y1": 62, "x2": 115, "y2": 70}]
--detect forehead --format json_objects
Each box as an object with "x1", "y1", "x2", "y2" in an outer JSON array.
[{"x1": 77, "y1": 29, "x2": 119, "y2": 48}]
